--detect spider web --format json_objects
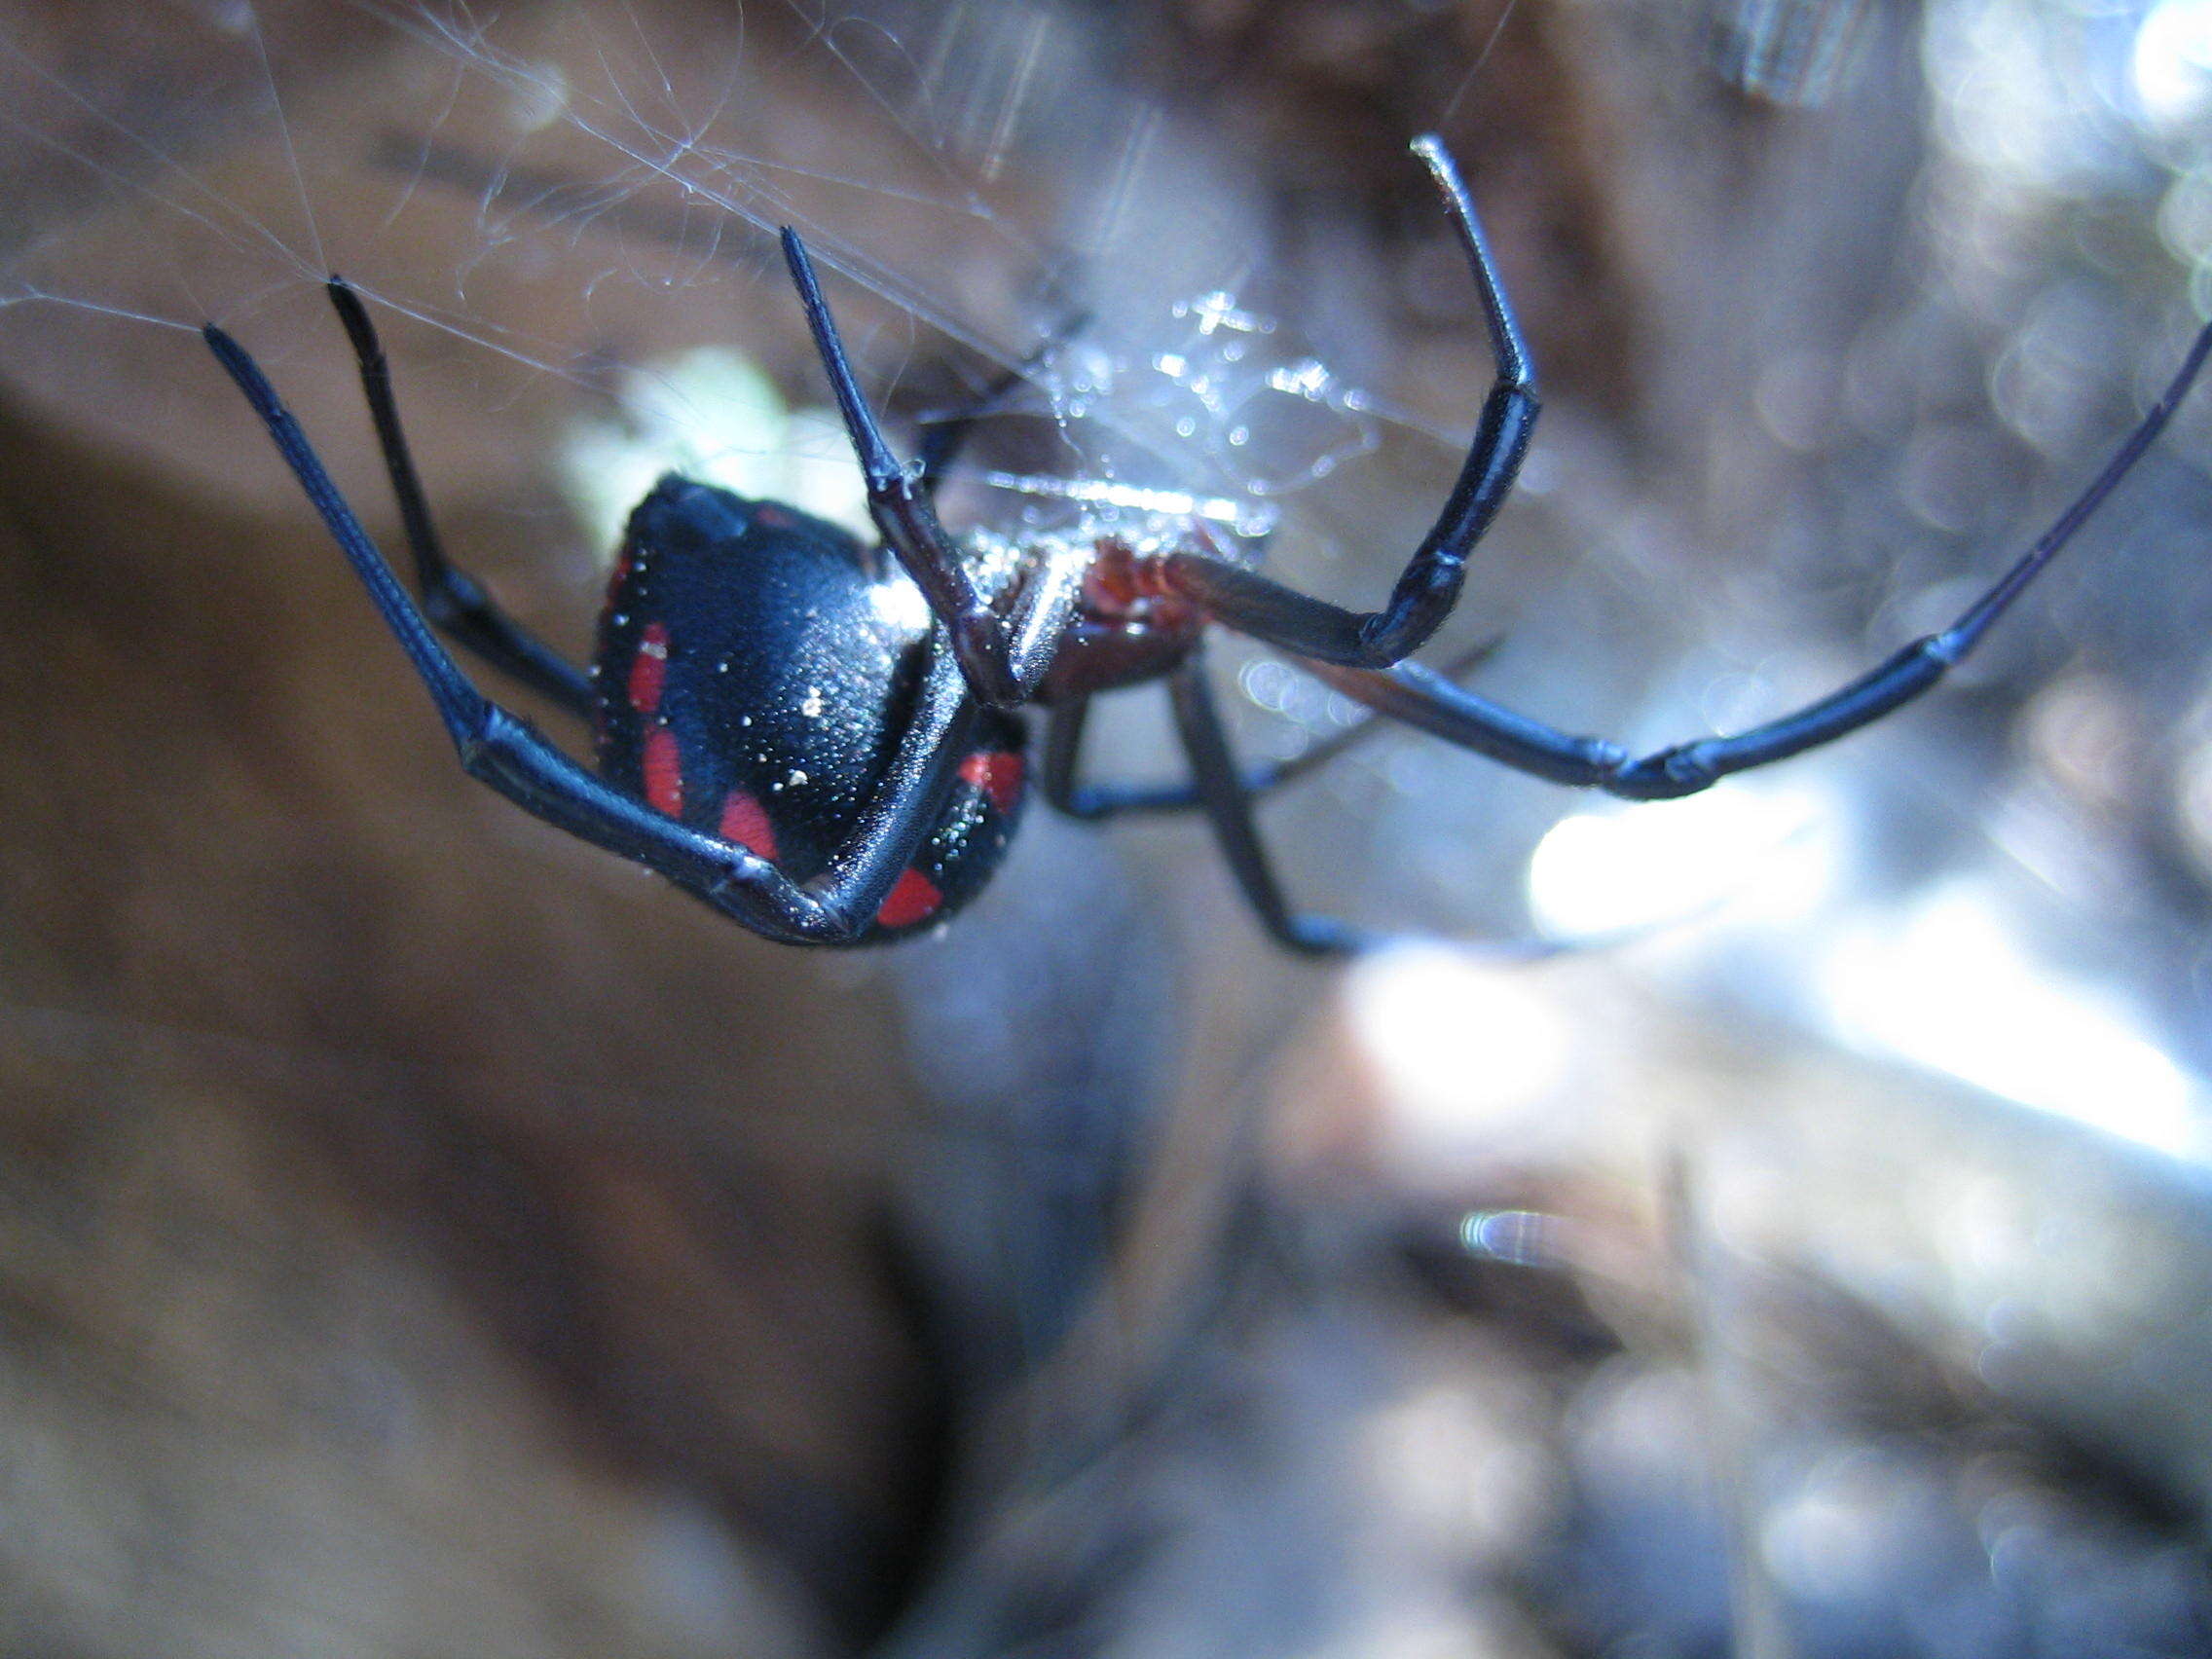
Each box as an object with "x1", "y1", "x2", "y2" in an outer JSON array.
[{"x1": 0, "y1": 0, "x2": 1410, "y2": 548}]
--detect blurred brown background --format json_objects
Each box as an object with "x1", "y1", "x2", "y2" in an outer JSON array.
[{"x1": 3, "y1": 1, "x2": 2211, "y2": 1654}]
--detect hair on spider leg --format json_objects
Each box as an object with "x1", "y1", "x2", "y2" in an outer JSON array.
[{"x1": 201, "y1": 133, "x2": 2212, "y2": 957}]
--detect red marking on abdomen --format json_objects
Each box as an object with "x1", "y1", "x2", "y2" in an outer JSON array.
[
  {"x1": 643, "y1": 726, "x2": 683, "y2": 817},
  {"x1": 628, "y1": 621, "x2": 669, "y2": 715},
  {"x1": 718, "y1": 790, "x2": 778, "y2": 861},
  {"x1": 875, "y1": 868, "x2": 942, "y2": 929},
  {"x1": 959, "y1": 751, "x2": 1025, "y2": 816}
]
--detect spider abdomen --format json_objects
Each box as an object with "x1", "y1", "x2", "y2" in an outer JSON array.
[{"x1": 595, "y1": 475, "x2": 1026, "y2": 940}]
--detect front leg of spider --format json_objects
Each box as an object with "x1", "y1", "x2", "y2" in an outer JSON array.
[
  {"x1": 322, "y1": 276, "x2": 596, "y2": 718},
  {"x1": 779, "y1": 228, "x2": 1088, "y2": 710},
  {"x1": 1157, "y1": 135, "x2": 1540, "y2": 669},
  {"x1": 203, "y1": 318, "x2": 1028, "y2": 946},
  {"x1": 1295, "y1": 316, "x2": 2212, "y2": 799}
]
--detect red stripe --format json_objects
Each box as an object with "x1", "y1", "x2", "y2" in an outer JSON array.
[
  {"x1": 643, "y1": 727, "x2": 683, "y2": 817},
  {"x1": 958, "y1": 751, "x2": 1024, "y2": 816},
  {"x1": 874, "y1": 868, "x2": 942, "y2": 929},
  {"x1": 628, "y1": 621, "x2": 669, "y2": 716},
  {"x1": 718, "y1": 790, "x2": 778, "y2": 861}
]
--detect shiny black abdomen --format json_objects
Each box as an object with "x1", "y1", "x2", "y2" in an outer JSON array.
[{"x1": 595, "y1": 476, "x2": 1026, "y2": 940}]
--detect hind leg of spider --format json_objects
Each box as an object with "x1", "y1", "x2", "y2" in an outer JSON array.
[
  {"x1": 1042, "y1": 694, "x2": 1351, "y2": 818},
  {"x1": 1163, "y1": 645, "x2": 1365, "y2": 956},
  {"x1": 782, "y1": 230, "x2": 1085, "y2": 708},
  {"x1": 1156, "y1": 135, "x2": 1538, "y2": 669},
  {"x1": 323, "y1": 278, "x2": 596, "y2": 719},
  {"x1": 1042, "y1": 638, "x2": 1505, "y2": 819},
  {"x1": 206, "y1": 319, "x2": 983, "y2": 944},
  {"x1": 1293, "y1": 316, "x2": 2212, "y2": 798}
]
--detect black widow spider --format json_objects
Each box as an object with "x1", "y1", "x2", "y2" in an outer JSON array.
[{"x1": 203, "y1": 136, "x2": 2212, "y2": 954}]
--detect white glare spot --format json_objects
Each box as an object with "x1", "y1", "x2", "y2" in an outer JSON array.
[
  {"x1": 976, "y1": 469, "x2": 1269, "y2": 534},
  {"x1": 1179, "y1": 291, "x2": 1272, "y2": 336},
  {"x1": 1527, "y1": 783, "x2": 1835, "y2": 939},
  {"x1": 1817, "y1": 883, "x2": 2206, "y2": 1159},
  {"x1": 868, "y1": 578, "x2": 933, "y2": 632},
  {"x1": 1761, "y1": 1459, "x2": 1894, "y2": 1601},
  {"x1": 2135, "y1": 0, "x2": 2212, "y2": 128},
  {"x1": 506, "y1": 64, "x2": 570, "y2": 133},
  {"x1": 558, "y1": 350, "x2": 870, "y2": 561},
  {"x1": 2175, "y1": 733, "x2": 2212, "y2": 880},
  {"x1": 1268, "y1": 359, "x2": 1334, "y2": 400},
  {"x1": 1458, "y1": 1209, "x2": 1567, "y2": 1268},
  {"x1": 1345, "y1": 944, "x2": 1574, "y2": 1166}
]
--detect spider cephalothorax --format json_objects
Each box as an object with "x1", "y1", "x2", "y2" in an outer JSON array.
[{"x1": 204, "y1": 135, "x2": 2212, "y2": 952}]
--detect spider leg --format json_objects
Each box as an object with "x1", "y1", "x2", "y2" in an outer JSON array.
[
  {"x1": 782, "y1": 229, "x2": 1085, "y2": 709},
  {"x1": 323, "y1": 278, "x2": 597, "y2": 719},
  {"x1": 1294, "y1": 316, "x2": 2212, "y2": 800},
  {"x1": 1043, "y1": 695, "x2": 1346, "y2": 817},
  {"x1": 1166, "y1": 645, "x2": 1365, "y2": 957},
  {"x1": 206, "y1": 320, "x2": 981, "y2": 944},
  {"x1": 914, "y1": 310, "x2": 1090, "y2": 499},
  {"x1": 912, "y1": 364, "x2": 1017, "y2": 502},
  {"x1": 1156, "y1": 135, "x2": 1539, "y2": 669},
  {"x1": 1042, "y1": 637, "x2": 1504, "y2": 818}
]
